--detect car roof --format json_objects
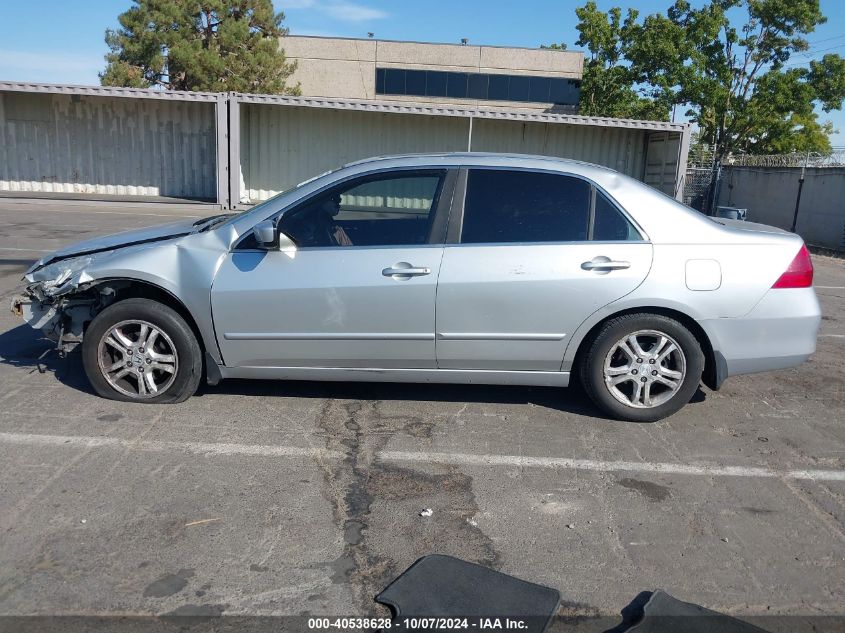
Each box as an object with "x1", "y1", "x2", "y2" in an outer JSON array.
[
  {"x1": 228, "y1": 151, "x2": 740, "y2": 246},
  {"x1": 342, "y1": 152, "x2": 616, "y2": 176}
]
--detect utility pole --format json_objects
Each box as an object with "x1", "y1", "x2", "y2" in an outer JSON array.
[
  {"x1": 706, "y1": 161, "x2": 721, "y2": 216},
  {"x1": 790, "y1": 152, "x2": 809, "y2": 233}
]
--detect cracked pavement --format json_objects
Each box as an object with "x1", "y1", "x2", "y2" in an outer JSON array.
[{"x1": 0, "y1": 200, "x2": 843, "y2": 629}]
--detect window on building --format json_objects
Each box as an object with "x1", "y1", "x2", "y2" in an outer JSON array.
[
  {"x1": 488, "y1": 74, "x2": 509, "y2": 101},
  {"x1": 529, "y1": 76, "x2": 551, "y2": 103},
  {"x1": 467, "y1": 73, "x2": 488, "y2": 99},
  {"x1": 426, "y1": 71, "x2": 447, "y2": 97},
  {"x1": 374, "y1": 68, "x2": 580, "y2": 106},
  {"x1": 446, "y1": 72, "x2": 469, "y2": 99},
  {"x1": 461, "y1": 170, "x2": 591, "y2": 244},
  {"x1": 405, "y1": 69, "x2": 426, "y2": 95},
  {"x1": 508, "y1": 75, "x2": 530, "y2": 102},
  {"x1": 549, "y1": 78, "x2": 577, "y2": 105},
  {"x1": 384, "y1": 68, "x2": 405, "y2": 95}
]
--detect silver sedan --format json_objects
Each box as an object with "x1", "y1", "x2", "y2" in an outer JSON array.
[{"x1": 11, "y1": 153, "x2": 821, "y2": 421}]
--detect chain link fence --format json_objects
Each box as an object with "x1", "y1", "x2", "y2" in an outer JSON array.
[
  {"x1": 682, "y1": 166, "x2": 717, "y2": 211},
  {"x1": 682, "y1": 145, "x2": 717, "y2": 212},
  {"x1": 682, "y1": 146, "x2": 845, "y2": 213},
  {"x1": 725, "y1": 148, "x2": 845, "y2": 168}
]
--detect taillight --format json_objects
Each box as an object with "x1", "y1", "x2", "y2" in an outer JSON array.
[{"x1": 772, "y1": 244, "x2": 814, "y2": 289}]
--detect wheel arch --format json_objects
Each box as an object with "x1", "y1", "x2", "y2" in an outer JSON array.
[
  {"x1": 81, "y1": 278, "x2": 219, "y2": 381},
  {"x1": 567, "y1": 305, "x2": 721, "y2": 391},
  {"x1": 93, "y1": 279, "x2": 201, "y2": 340}
]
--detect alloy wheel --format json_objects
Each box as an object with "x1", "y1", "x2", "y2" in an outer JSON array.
[
  {"x1": 602, "y1": 329, "x2": 686, "y2": 409},
  {"x1": 97, "y1": 319, "x2": 178, "y2": 399}
]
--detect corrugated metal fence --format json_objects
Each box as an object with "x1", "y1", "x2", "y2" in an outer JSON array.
[
  {"x1": 0, "y1": 83, "x2": 691, "y2": 208},
  {"x1": 0, "y1": 92, "x2": 217, "y2": 199},
  {"x1": 240, "y1": 106, "x2": 468, "y2": 201},
  {"x1": 471, "y1": 118, "x2": 646, "y2": 179},
  {"x1": 238, "y1": 103, "x2": 680, "y2": 202}
]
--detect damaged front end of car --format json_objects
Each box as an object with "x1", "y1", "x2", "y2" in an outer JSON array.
[{"x1": 10, "y1": 255, "x2": 130, "y2": 355}]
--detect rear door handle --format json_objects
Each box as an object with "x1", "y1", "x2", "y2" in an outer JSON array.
[
  {"x1": 581, "y1": 257, "x2": 631, "y2": 272},
  {"x1": 382, "y1": 263, "x2": 431, "y2": 278}
]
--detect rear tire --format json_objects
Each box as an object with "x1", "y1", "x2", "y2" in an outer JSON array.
[
  {"x1": 579, "y1": 313, "x2": 704, "y2": 422},
  {"x1": 82, "y1": 298, "x2": 202, "y2": 403}
]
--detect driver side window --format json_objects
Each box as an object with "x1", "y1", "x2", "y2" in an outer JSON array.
[{"x1": 277, "y1": 170, "x2": 445, "y2": 248}]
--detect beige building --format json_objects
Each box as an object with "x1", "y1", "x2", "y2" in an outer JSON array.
[
  {"x1": 1, "y1": 40, "x2": 691, "y2": 208},
  {"x1": 281, "y1": 35, "x2": 583, "y2": 112}
]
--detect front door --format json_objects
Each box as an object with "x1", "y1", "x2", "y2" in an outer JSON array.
[
  {"x1": 211, "y1": 169, "x2": 452, "y2": 369},
  {"x1": 435, "y1": 168, "x2": 653, "y2": 371}
]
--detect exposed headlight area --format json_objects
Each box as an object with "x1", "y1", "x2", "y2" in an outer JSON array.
[
  {"x1": 26, "y1": 254, "x2": 99, "y2": 299},
  {"x1": 11, "y1": 253, "x2": 124, "y2": 354}
]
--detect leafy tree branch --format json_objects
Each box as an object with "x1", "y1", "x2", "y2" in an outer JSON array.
[
  {"x1": 101, "y1": 0, "x2": 300, "y2": 95},
  {"x1": 548, "y1": 0, "x2": 845, "y2": 157}
]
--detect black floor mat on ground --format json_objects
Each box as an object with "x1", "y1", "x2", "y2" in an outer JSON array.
[
  {"x1": 376, "y1": 554, "x2": 560, "y2": 633},
  {"x1": 626, "y1": 590, "x2": 770, "y2": 633}
]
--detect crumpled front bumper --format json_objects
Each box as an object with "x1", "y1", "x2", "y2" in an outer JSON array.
[
  {"x1": 10, "y1": 283, "x2": 100, "y2": 352},
  {"x1": 10, "y1": 291, "x2": 61, "y2": 333}
]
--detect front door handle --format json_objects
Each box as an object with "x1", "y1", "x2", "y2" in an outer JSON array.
[
  {"x1": 382, "y1": 262, "x2": 431, "y2": 278},
  {"x1": 581, "y1": 257, "x2": 631, "y2": 273}
]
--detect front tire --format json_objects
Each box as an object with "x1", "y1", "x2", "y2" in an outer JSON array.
[
  {"x1": 579, "y1": 313, "x2": 704, "y2": 422},
  {"x1": 82, "y1": 298, "x2": 202, "y2": 403}
]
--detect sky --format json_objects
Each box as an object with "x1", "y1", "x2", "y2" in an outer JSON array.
[{"x1": 0, "y1": 0, "x2": 843, "y2": 144}]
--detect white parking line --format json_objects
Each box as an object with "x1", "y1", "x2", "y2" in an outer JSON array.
[
  {"x1": 815, "y1": 286, "x2": 845, "y2": 289},
  {"x1": 819, "y1": 334, "x2": 845, "y2": 338},
  {"x1": 0, "y1": 208, "x2": 203, "y2": 218},
  {"x1": 1, "y1": 431, "x2": 844, "y2": 482},
  {"x1": 379, "y1": 450, "x2": 845, "y2": 482},
  {"x1": 0, "y1": 247, "x2": 50, "y2": 253},
  {"x1": 0, "y1": 431, "x2": 337, "y2": 459},
  {"x1": 75, "y1": 210, "x2": 203, "y2": 218}
]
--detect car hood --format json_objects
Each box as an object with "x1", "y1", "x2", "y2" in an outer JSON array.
[{"x1": 28, "y1": 216, "x2": 214, "y2": 272}]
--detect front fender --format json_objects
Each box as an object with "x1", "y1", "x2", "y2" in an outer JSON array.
[
  {"x1": 88, "y1": 242, "x2": 227, "y2": 364},
  {"x1": 33, "y1": 233, "x2": 229, "y2": 364}
]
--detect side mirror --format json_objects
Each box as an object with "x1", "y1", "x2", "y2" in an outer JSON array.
[
  {"x1": 252, "y1": 220, "x2": 277, "y2": 248},
  {"x1": 252, "y1": 219, "x2": 297, "y2": 253}
]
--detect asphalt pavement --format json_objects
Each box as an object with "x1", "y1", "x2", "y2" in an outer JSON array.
[{"x1": 0, "y1": 199, "x2": 842, "y2": 630}]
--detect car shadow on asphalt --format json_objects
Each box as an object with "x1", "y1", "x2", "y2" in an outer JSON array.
[
  {"x1": 0, "y1": 323, "x2": 707, "y2": 419},
  {"x1": 0, "y1": 324, "x2": 96, "y2": 395},
  {"x1": 204, "y1": 380, "x2": 707, "y2": 418},
  {"x1": 202, "y1": 376, "x2": 602, "y2": 416}
]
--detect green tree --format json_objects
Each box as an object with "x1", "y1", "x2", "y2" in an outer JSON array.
[
  {"x1": 545, "y1": 2, "x2": 669, "y2": 119},
  {"x1": 560, "y1": 0, "x2": 845, "y2": 157},
  {"x1": 626, "y1": 0, "x2": 844, "y2": 158},
  {"x1": 101, "y1": 0, "x2": 299, "y2": 94}
]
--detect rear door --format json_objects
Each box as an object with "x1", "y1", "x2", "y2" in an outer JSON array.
[{"x1": 435, "y1": 168, "x2": 653, "y2": 371}]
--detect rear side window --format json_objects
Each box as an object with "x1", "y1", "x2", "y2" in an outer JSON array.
[
  {"x1": 461, "y1": 169, "x2": 590, "y2": 244},
  {"x1": 593, "y1": 191, "x2": 642, "y2": 241}
]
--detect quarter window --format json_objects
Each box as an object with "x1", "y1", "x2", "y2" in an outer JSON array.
[
  {"x1": 461, "y1": 170, "x2": 591, "y2": 244},
  {"x1": 593, "y1": 191, "x2": 642, "y2": 241}
]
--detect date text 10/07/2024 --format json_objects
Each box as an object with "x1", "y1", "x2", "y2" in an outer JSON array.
[{"x1": 307, "y1": 617, "x2": 531, "y2": 630}]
